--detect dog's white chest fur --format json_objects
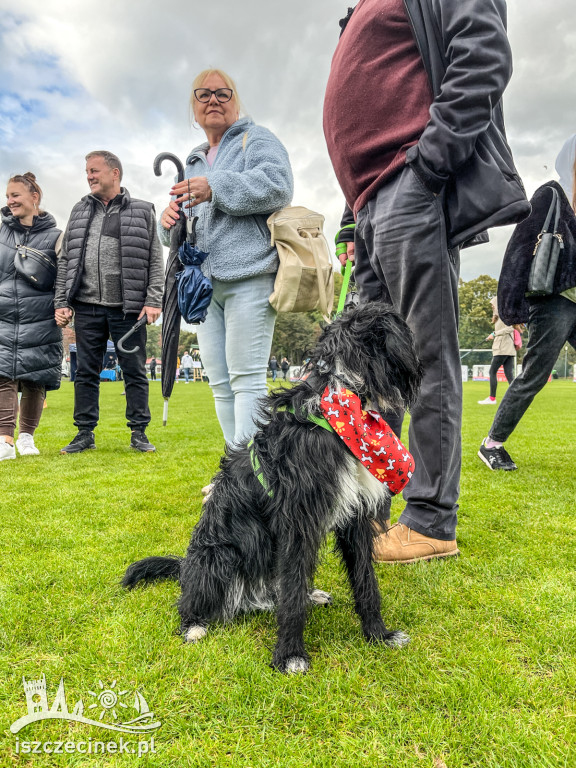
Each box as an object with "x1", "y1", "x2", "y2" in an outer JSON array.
[{"x1": 328, "y1": 452, "x2": 390, "y2": 530}]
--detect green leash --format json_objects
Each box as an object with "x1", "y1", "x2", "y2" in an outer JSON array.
[{"x1": 336, "y1": 258, "x2": 353, "y2": 316}]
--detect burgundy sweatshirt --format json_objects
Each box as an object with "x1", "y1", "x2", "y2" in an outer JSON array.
[{"x1": 323, "y1": 0, "x2": 433, "y2": 217}]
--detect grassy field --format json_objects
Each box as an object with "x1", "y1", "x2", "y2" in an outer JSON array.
[{"x1": 1, "y1": 378, "x2": 575, "y2": 768}]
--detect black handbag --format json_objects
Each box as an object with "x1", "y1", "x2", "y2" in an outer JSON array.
[
  {"x1": 525, "y1": 187, "x2": 564, "y2": 297},
  {"x1": 13, "y1": 232, "x2": 57, "y2": 292}
]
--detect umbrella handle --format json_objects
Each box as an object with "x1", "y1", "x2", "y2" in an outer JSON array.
[
  {"x1": 153, "y1": 152, "x2": 185, "y2": 183},
  {"x1": 116, "y1": 315, "x2": 148, "y2": 355}
]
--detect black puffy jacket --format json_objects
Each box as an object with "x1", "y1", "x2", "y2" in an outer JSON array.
[{"x1": 0, "y1": 209, "x2": 63, "y2": 389}]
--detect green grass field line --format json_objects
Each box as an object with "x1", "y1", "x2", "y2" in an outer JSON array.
[{"x1": 1, "y1": 380, "x2": 575, "y2": 767}]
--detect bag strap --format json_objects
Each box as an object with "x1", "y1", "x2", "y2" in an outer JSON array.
[
  {"x1": 540, "y1": 187, "x2": 560, "y2": 235},
  {"x1": 551, "y1": 189, "x2": 561, "y2": 234}
]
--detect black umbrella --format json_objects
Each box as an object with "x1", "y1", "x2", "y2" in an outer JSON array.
[{"x1": 154, "y1": 152, "x2": 186, "y2": 426}]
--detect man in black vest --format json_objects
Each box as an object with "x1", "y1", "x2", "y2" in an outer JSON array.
[{"x1": 54, "y1": 151, "x2": 164, "y2": 453}]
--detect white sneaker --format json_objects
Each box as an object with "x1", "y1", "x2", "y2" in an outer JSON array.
[
  {"x1": 0, "y1": 437, "x2": 16, "y2": 461},
  {"x1": 478, "y1": 397, "x2": 497, "y2": 405},
  {"x1": 16, "y1": 432, "x2": 40, "y2": 456}
]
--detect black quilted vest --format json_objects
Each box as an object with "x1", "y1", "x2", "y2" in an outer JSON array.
[{"x1": 64, "y1": 189, "x2": 155, "y2": 312}]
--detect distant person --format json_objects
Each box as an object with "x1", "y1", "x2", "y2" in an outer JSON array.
[
  {"x1": 0, "y1": 172, "x2": 62, "y2": 460},
  {"x1": 159, "y1": 68, "x2": 293, "y2": 443},
  {"x1": 103, "y1": 348, "x2": 117, "y2": 370},
  {"x1": 280, "y1": 357, "x2": 290, "y2": 381},
  {"x1": 477, "y1": 297, "x2": 521, "y2": 405},
  {"x1": 181, "y1": 351, "x2": 193, "y2": 383},
  {"x1": 54, "y1": 150, "x2": 164, "y2": 453},
  {"x1": 479, "y1": 136, "x2": 576, "y2": 470},
  {"x1": 149, "y1": 357, "x2": 157, "y2": 381},
  {"x1": 269, "y1": 355, "x2": 278, "y2": 381}
]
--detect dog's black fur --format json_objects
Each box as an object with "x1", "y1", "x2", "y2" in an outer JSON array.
[{"x1": 123, "y1": 303, "x2": 422, "y2": 673}]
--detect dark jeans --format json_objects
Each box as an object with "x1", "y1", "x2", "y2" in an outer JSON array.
[
  {"x1": 490, "y1": 355, "x2": 515, "y2": 398},
  {"x1": 356, "y1": 165, "x2": 461, "y2": 540},
  {"x1": 72, "y1": 302, "x2": 151, "y2": 431},
  {"x1": 489, "y1": 295, "x2": 576, "y2": 443}
]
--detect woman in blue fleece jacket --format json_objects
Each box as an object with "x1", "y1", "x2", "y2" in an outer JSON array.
[{"x1": 159, "y1": 69, "x2": 293, "y2": 444}]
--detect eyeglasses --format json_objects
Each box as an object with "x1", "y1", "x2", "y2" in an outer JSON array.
[{"x1": 193, "y1": 88, "x2": 233, "y2": 104}]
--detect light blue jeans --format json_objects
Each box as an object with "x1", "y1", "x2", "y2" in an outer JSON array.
[{"x1": 196, "y1": 273, "x2": 277, "y2": 444}]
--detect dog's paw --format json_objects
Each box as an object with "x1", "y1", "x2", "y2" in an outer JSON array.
[
  {"x1": 308, "y1": 589, "x2": 333, "y2": 606},
  {"x1": 383, "y1": 630, "x2": 410, "y2": 648},
  {"x1": 184, "y1": 625, "x2": 207, "y2": 643},
  {"x1": 365, "y1": 627, "x2": 410, "y2": 648},
  {"x1": 280, "y1": 656, "x2": 310, "y2": 674}
]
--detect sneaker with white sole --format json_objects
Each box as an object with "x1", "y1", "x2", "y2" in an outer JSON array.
[
  {"x1": 478, "y1": 397, "x2": 497, "y2": 405},
  {"x1": 16, "y1": 432, "x2": 40, "y2": 456},
  {"x1": 0, "y1": 437, "x2": 16, "y2": 461},
  {"x1": 477, "y1": 438, "x2": 517, "y2": 471}
]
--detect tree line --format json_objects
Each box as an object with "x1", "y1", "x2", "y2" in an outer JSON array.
[{"x1": 145, "y1": 273, "x2": 574, "y2": 376}]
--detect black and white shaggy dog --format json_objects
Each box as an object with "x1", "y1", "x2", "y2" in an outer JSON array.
[{"x1": 123, "y1": 303, "x2": 422, "y2": 673}]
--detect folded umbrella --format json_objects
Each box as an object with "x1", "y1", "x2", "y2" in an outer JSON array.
[
  {"x1": 154, "y1": 152, "x2": 186, "y2": 425},
  {"x1": 175, "y1": 218, "x2": 213, "y2": 324}
]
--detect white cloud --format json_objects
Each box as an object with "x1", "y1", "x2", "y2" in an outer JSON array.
[{"x1": 0, "y1": 0, "x2": 574, "y2": 281}]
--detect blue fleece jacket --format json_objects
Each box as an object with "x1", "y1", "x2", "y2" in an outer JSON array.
[{"x1": 158, "y1": 117, "x2": 293, "y2": 281}]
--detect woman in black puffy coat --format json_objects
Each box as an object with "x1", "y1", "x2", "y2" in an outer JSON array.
[{"x1": 0, "y1": 173, "x2": 62, "y2": 460}]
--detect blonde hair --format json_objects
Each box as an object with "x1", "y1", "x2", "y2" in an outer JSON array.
[
  {"x1": 8, "y1": 172, "x2": 44, "y2": 214},
  {"x1": 189, "y1": 68, "x2": 243, "y2": 124}
]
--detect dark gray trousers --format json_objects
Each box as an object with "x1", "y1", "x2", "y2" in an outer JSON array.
[
  {"x1": 489, "y1": 294, "x2": 576, "y2": 442},
  {"x1": 355, "y1": 166, "x2": 461, "y2": 540}
]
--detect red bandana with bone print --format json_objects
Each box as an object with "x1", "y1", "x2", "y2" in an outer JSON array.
[{"x1": 319, "y1": 387, "x2": 414, "y2": 495}]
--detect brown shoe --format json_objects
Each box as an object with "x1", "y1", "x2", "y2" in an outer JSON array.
[{"x1": 373, "y1": 523, "x2": 459, "y2": 564}]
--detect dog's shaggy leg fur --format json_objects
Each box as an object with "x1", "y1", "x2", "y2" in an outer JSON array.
[
  {"x1": 271, "y1": 530, "x2": 323, "y2": 674},
  {"x1": 178, "y1": 542, "x2": 244, "y2": 639},
  {"x1": 335, "y1": 516, "x2": 410, "y2": 648}
]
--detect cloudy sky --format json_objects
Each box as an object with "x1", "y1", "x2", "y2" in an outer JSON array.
[{"x1": 1, "y1": 0, "x2": 575, "y2": 281}]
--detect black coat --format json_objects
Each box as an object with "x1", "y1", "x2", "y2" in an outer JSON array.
[
  {"x1": 497, "y1": 181, "x2": 576, "y2": 325},
  {"x1": 0, "y1": 209, "x2": 63, "y2": 389}
]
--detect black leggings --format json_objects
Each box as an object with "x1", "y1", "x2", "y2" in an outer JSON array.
[{"x1": 489, "y1": 355, "x2": 515, "y2": 398}]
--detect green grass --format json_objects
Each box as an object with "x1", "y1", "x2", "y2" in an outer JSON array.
[{"x1": 1, "y1": 379, "x2": 575, "y2": 767}]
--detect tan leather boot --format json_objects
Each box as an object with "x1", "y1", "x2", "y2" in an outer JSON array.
[{"x1": 373, "y1": 523, "x2": 459, "y2": 564}]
